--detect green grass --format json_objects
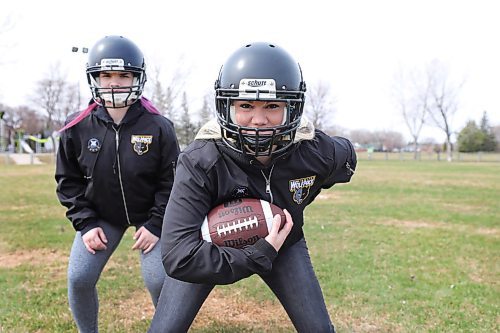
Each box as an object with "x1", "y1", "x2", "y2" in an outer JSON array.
[{"x1": 0, "y1": 161, "x2": 499, "y2": 332}]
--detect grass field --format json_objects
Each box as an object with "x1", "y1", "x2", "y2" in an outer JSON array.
[{"x1": 0, "y1": 160, "x2": 498, "y2": 332}]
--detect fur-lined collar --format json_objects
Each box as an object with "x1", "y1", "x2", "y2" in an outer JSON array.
[{"x1": 194, "y1": 116, "x2": 315, "y2": 142}]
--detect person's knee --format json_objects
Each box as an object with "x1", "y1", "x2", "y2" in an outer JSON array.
[
  {"x1": 67, "y1": 269, "x2": 99, "y2": 290},
  {"x1": 141, "y1": 267, "x2": 165, "y2": 303},
  {"x1": 146, "y1": 279, "x2": 164, "y2": 306}
]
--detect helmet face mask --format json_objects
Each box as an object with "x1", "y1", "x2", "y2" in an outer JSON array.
[
  {"x1": 215, "y1": 42, "x2": 306, "y2": 158},
  {"x1": 86, "y1": 36, "x2": 147, "y2": 108}
]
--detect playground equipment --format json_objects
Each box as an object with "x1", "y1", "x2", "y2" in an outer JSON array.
[
  {"x1": 20, "y1": 139, "x2": 34, "y2": 153},
  {"x1": 18, "y1": 134, "x2": 56, "y2": 154}
]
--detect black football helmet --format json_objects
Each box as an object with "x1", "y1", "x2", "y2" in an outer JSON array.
[
  {"x1": 215, "y1": 42, "x2": 306, "y2": 157},
  {"x1": 86, "y1": 35, "x2": 146, "y2": 108}
]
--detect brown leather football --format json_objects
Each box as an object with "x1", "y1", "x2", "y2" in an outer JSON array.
[{"x1": 201, "y1": 198, "x2": 286, "y2": 248}]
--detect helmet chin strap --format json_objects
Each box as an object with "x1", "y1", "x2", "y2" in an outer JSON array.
[
  {"x1": 102, "y1": 92, "x2": 130, "y2": 108},
  {"x1": 93, "y1": 76, "x2": 141, "y2": 108}
]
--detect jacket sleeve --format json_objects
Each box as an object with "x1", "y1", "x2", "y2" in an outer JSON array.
[
  {"x1": 323, "y1": 136, "x2": 357, "y2": 188},
  {"x1": 143, "y1": 120, "x2": 180, "y2": 237},
  {"x1": 55, "y1": 130, "x2": 100, "y2": 234},
  {"x1": 160, "y1": 150, "x2": 278, "y2": 285}
]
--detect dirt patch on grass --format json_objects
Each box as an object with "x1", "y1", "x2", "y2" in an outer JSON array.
[
  {"x1": 376, "y1": 219, "x2": 499, "y2": 237},
  {"x1": 193, "y1": 289, "x2": 291, "y2": 330},
  {"x1": 116, "y1": 288, "x2": 292, "y2": 331},
  {"x1": 0, "y1": 248, "x2": 65, "y2": 268},
  {"x1": 117, "y1": 289, "x2": 399, "y2": 332},
  {"x1": 0, "y1": 247, "x2": 413, "y2": 332},
  {"x1": 475, "y1": 227, "x2": 499, "y2": 236},
  {"x1": 332, "y1": 307, "x2": 402, "y2": 333},
  {"x1": 441, "y1": 202, "x2": 483, "y2": 214},
  {"x1": 316, "y1": 191, "x2": 350, "y2": 201},
  {"x1": 1, "y1": 246, "x2": 398, "y2": 332}
]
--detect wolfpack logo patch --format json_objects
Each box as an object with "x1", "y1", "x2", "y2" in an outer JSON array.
[
  {"x1": 87, "y1": 138, "x2": 101, "y2": 153},
  {"x1": 131, "y1": 135, "x2": 153, "y2": 156},
  {"x1": 289, "y1": 175, "x2": 316, "y2": 204}
]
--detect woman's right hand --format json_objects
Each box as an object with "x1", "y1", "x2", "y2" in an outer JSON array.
[
  {"x1": 265, "y1": 209, "x2": 293, "y2": 251},
  {"x1": 82, "y1": 227, "x2": 108, "y2": 254}
]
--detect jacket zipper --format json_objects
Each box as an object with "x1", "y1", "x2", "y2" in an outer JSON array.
[
  {"x1": 260, "y1": 164, "x2": 275, "y2": 204},
  {"x1": 114, "y1": 127, "x2": 132, "y2": 226},
  {"x1": 346, "y1": 162, "x2": 355, "y2": 176}
]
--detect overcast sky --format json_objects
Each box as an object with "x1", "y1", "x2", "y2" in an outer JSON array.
[{"x1": 1, "y1": 0, "x2": 499, "y2": 142}]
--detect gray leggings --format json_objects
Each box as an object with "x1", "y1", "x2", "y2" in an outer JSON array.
[{"x1": 67, "y1": 223, "x2": 165, "y2": 333}]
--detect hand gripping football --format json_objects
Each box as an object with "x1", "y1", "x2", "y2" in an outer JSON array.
[{"x1": 201, "y1": 198, "x2": 286, "y2": 249}]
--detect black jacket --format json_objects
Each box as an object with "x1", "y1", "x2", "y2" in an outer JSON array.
[
  {"x1": 55, "y1": 102, "x2": 180, "y2": 237},
  {"x1": 161, "y1": 118, "x2": 356, "y2": 284}
]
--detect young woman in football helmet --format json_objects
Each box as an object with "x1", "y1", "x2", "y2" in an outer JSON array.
[
  {"x1": 149, "y1": 42, "x2": 356, "y2": 333},
  {"x1": 56, "y1": 35, "x2": 180, "y2": 333}
]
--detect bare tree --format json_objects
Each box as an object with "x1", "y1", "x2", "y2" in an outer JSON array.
[
  {"x1": 304, "y1": 81, "x2": 335, "y2": 130},
  {"x1": 198, "y1": 90, "x2": 215, "y2": 125},
  {"x1": 148, "y1": 66, "x2": 173, "y2": 118},
  {"x1": 147, "y1": 58, "x2": 191, "y2": 123},
  {"x1": 15, "y1": 106, "x2": 45, "y2": 134},
  {"x1": 380, "y1": 130, "x2": 405, "y2": 151},
  {"x1": 32, "y1": 63, "x2": 67, "y2": 130},
  {"x1": 492, "y1": 125, "x2": 500, "y2": 152},
  {"x1": 393, "y1": 67, "x2": 429, "y2": 159},
  {"x1": 0, "y1": 104, "x2": 44, "y2": 145},
  {"x1": 177, "y1": 92, "x2": 196, "y2": 148},
  {"x1": 349, "y1": 129, "x2": 373, "y2": 146},
  {"x1": 423, "y1": 60, "x2": 463, "y2": 162},
  {"x1": 58, "y1": 82, "x2": 81, "y2": 128},
  {"x1": 0, "y1": 104, "x2": 17, "y2": 150},
  {"x1": 349, "y1": 128, "x2": 404, "y2": 151},
  {"x1": 0, "y1": 104, "x2": 20, "y2": 131}
]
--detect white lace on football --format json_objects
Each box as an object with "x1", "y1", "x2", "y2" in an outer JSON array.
[{"x1": 216, "y1": 216, "x2": 259, "y2": 237}]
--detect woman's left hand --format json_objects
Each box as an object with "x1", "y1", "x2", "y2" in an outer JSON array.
[
  {"x1": 132, "y1": 226, "x2": 159, "y2": 254},
  {"x1": 265, "y1": 209, "x2": 293, "y2": 251}
]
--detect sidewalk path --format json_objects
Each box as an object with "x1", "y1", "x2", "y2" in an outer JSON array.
[{"x1": 7, "y1": 153, "x2": 43, "y2": 165}]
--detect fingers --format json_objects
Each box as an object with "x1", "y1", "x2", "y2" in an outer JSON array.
[
  {"x1": 132, "y1": 238, "x2": 157, "y2": 252},
  {"x1": 269, "y1": 214, "x2": 282, "y2": 236},
  {"x1": 82, "y1": 227, "x2": 107, "y2": 254},
  {"x1": 133, "y1": 227, "x2": 142, "y2": 241},
  {"x1": 143, "y1": 242, "x2": 156, "y2": 254},
  {"x1": 132, "y1": 228, "x2": 145, "y2": 250},
  {"x1": 132, "y1": 227, "x2": 159, "y2": 253},
  {"x1": 282, "y1": 209, "x2": 293, "y2": 232},
  {"x1": 97, "y1": 228, "x2": 108, "y2": 244},
  {"x1": 83, "y1": 241, "x2": 96, "y2": 254},
  {"x1": 265, "y1": 209, "x2": 293, "y2": 252},
  {"x1": 93, "y1": 232, "x2": 108, "y2": 251},
  {"x1": 131, "y1": 228, "x2": 142, "y2": 250},
  {"x1": 86, "y1": 238, "x2": 107, "y2": 252},
  {"x1": 132, "y1": 238, "x2": 144, "y2": 250},
  {"x1": 81, "y1": 226, "x2": 159, "y2": 254}
]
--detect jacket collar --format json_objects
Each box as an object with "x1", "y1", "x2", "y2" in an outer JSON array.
[
  {"x1": 194, "y1": 116, "x2": 315, "y2": 142},
  {"x1": 195, "y1": 116, "x2": 316, "y2": 168},
  {"x1": 93, "y1": 102, "x2": 144, "y2": 126}
]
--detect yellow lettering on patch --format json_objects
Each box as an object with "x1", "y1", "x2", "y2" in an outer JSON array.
[{"x1": 131, "y1": 135, "x2": 153, "y2": 144}]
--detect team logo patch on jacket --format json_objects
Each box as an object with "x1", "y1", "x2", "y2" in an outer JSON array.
[
  {"x1": 131, "y1": 135, "x2": 153, "y2": 155},
  {"x1": 231, "y1": 186, "x2": 249, "y2": 198},
  {"x1": 87, "y1": 138, "x2": 101, "y2": 153},
  {"x1": 289, "y1": 175, "x2": 316, "y2": 204}
]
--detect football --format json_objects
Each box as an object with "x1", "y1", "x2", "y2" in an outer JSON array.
[{"x1": 200, "y1": 198, "x2": 286, "y2": 249}]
